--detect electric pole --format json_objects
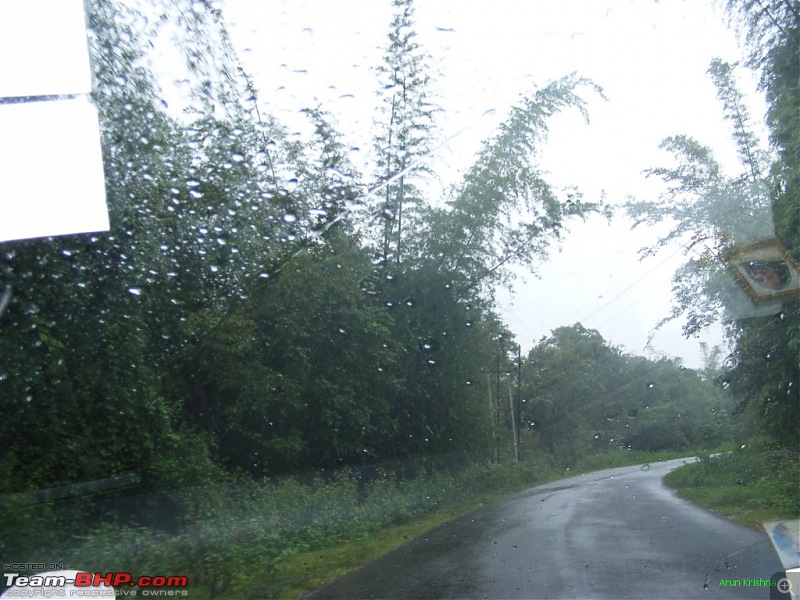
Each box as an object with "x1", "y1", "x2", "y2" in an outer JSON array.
[{"x1": 482, "y1": 339, "x2": 511, "y2": 464}]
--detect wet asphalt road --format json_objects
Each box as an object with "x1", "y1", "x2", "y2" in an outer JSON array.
[{"x1": 308, "y1": 458, "x2": 787, "y2": 599}]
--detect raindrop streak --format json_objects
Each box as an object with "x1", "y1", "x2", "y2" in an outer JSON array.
[{"x1": 127, "y1": 287, "x2": 142, "y2": 296}]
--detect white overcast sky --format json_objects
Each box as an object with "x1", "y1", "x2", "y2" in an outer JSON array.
[{"x1": 219, "y1": 0, "x2": 770, "y2": 367}]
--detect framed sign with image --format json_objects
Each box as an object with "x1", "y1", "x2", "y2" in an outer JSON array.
[{"x1": 724, "y1": 239, "x2": 800, "y2": 305}]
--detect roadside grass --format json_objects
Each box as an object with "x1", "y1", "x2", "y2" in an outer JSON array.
[
  {"x1": 663, "y1": 440, "x2": 799, "y2": 529},
  {"x1": 238, "y1": 448, "x2": 700, "y2": 599},
  {"x1": 7, "y1": 447, "x2": 712, "y2": 600},
  {"x1": 246, "y1": 502, "x2": 487, "y2": 600}
]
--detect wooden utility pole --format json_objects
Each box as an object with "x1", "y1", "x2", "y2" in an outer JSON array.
[
  {"x1": 507, "y1": 379, "x2": 519, "y2": 462},
  {"x1": 516, "y1": 344, "x2": 522, "y2": 461},
  {"x1": 484, "y1": 372, "x2": 499, "y2": 464},
  {"x1": 482, "y1": 346, "x2": 511, "y2": 464}
]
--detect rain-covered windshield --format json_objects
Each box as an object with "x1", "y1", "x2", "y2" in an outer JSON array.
[{"x1": 1, "y1": 1, "x2": 798, "y2": 598}]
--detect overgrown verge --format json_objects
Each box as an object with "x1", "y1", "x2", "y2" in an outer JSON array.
[
  {"x1": 264, "y1": 448, "x2": 699, "y2": 600},
  {"x1": 664, "y1": 439, "x2": 799, "y2": 529},
  {"x1": 2, "y1": 448, "x2": 701, "y2": 599}
]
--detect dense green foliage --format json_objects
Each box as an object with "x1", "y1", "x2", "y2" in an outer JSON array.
[
  {"x1": 520, "y1": 324, "x2": 736, "y2": 462},
  {"x1": 0, "y1": 0, "x2": 606, "y2": 510},
  {"x1": 0, "y1": 1, "x2": 790, "y2": 595}
]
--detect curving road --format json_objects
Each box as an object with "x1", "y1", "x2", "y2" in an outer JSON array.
[{"x1": 308, "y1": 458, "x2": 788, "y2": 599}]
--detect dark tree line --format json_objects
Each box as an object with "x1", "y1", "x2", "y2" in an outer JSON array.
[
  {"x1": 0, "y1": 0, "x2": 605, "y2": 499},
  {"x1": 519, "y1": 324, "x2": 736, "y2": 464},
  {"x1": 1, "y1": 0, "x2": 789, "y2": 517}
]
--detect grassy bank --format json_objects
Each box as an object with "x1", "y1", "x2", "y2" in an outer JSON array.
[
  {"x1": 8, "y1": 448, "x2": 706, "y2": 599},
  {"x1": 236, "y1": 448, "x2": 697, "y2": 599},
  {"x1": 664, "y1": 440, "x2": 799, "y2": 529}
]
